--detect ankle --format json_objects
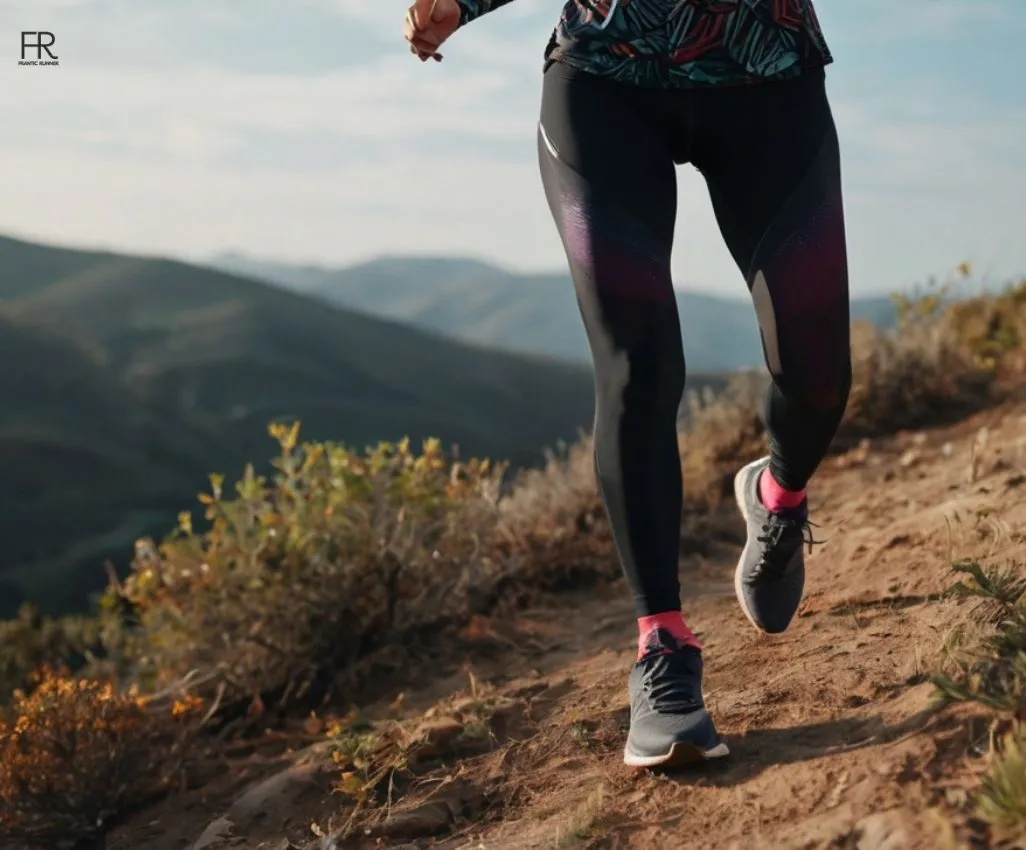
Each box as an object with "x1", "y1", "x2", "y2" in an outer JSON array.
[
  {"x1": 759, "y1": 468, "x2": 806, "y2": 513},
  {"x1": 637, "y1": 612, "x2": 702, "y2": 659}
]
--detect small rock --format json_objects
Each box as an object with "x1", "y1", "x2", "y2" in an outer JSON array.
[
  {"x1": 853, "y1": 809, "x2": 914, "y2": 850},
  {"x1": 450, "y1": 696, "x2": 491, "y2": 713},
  {"x1": 898, "y1": 449, "x2": 920, "y2": 469},
  {"x1": 379, "y1": 801, "x2": 455, "y2": 839},
  {"x1": 377, "y1": 780, "x2": 486, "y2": 840},
  {"x1": 406, "y1": 717, "x2": 468, "y2": 765},
  {"x1": 225, "y1": 764, "x2": 327, "y2": 831},
  {"x1": 835, "y1": 438, "x2": 871, "y2": 469},
  {"x1": 189, "y1": 818, "x2": 238, "y2": 850},
  {"x1": 418, "y1": 717, "x2": 465, "y2": 741},
  {"x1": 413, "y1": 716, "x2": 465, "y2": 751}
]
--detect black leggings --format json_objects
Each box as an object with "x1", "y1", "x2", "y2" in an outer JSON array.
[{"x1": 538, "y1": 62, "x2": 852, "y2": 618}]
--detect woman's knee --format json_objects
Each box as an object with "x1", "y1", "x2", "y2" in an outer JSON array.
[{"x1": 593, "y1": 321, "x2": 686, "y2": 414}]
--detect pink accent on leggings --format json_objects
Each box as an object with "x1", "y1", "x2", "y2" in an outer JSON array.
[{"x1": 759, "y1": 468, "x2": 806, "y2": 512}]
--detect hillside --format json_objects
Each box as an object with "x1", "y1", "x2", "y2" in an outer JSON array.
[
  {"x1": 2, "y1": 276, "x2": 1026, "y2": 849},
  {"x1": 104, "y1": 404, "x2": 1026, "y2": 850},
  {"x1": 0, "y1": 315, "x2": 227, "y2": 614},
  {"x1": 210, "y1": 252, "x2": 901, "y2": 372},
  {"x1": 0, "y1": 234, "x2": 604, "y2": 615}
]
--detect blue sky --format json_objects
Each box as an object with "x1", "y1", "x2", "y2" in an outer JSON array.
[{"x1": 1, "y1": 0, "x2": 1024, "y2": 296}]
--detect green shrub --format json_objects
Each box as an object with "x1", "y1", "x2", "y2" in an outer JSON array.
[{"x1": 102, "y1": 425, "x2": 511, "y2": 707}]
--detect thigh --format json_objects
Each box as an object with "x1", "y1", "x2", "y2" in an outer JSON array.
[
  {"x1": 694, "y1": 72, "x2": 850, "y2": 395},
  {"x1": 538, "y1": 62, "x2": 682, "y2": 358},
  {"x1": 695, "y1": 72, "x2": 845, "y2": 279}
]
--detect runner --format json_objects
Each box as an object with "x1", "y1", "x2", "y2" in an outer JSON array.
[{"x1": 403, "y1": 0, "x2": 851, "y2": 768}]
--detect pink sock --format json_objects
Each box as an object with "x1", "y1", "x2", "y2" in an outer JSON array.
[
  {"x1": 759, "y1": 468, "x2": 807, "y2": 512},
  {"x1": 637, "y1": 612, "x2": 702, "y2": 659}
]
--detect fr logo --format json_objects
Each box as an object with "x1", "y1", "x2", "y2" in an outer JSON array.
[{"x1": 20, "y1": 32, "x2": 59, "y2": 66}]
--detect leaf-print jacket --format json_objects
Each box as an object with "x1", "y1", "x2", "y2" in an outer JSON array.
[{"x1": 456, "y1": 0, "x2": 832, "y2": 88}]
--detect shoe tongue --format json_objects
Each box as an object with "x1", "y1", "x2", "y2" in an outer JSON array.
[
  {"x1": 641, "y1": 627, "x2": 685, "y2": 657},
  {"x1": 770, "y1": 502, "x2": 808, "y2": 524}
]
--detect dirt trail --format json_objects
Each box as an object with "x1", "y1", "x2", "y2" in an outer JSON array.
[{"x1": 110, "y1": 405, "x2": 1026, "y2": 850}]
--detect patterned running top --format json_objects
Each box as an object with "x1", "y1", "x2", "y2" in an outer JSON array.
[{"x1": 455, "y1": 0, "x2": 832, "y2": 88}]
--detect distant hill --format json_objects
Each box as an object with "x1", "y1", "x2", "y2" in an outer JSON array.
[
  {"x1": 0, "y1": 313, "x2": 227, "y2": 615},
  {"x1": 211, "y1": 253, "x2": 903, "y2": 373},
  {"x1": 0, "y1": 234, "x2": 617, "y2": 616}
]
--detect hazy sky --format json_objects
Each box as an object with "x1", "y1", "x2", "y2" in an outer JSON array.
[{"x1": 1, "y1": 0, "x2": 1024, "y2": 295}]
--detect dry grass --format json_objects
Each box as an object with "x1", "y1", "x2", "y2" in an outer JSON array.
[
  {"x1": 932, "y1": 560, "x2": 1026, "y2": 712},
  {"x1": 493, "y1": 438, "x2": 621, "y2": 595},
  {"x1": 842, "y1": 312, "x2": 991, "y2": 439},
  {"x1": 681, "y1": 371, "x2": 767, "y2": 510},
  {"x1": 947, "y1": 279, "x2": 1026, "y2": 378},
  {"x1": 932, "y1": 559, "x2": 1026, "y2": 838},
  {"x1": 978, "y1": 728, "x2": 1026, "y2": 840},
  {"x1": 555, "y1": 786, "x2": 608, "y2": 847}
]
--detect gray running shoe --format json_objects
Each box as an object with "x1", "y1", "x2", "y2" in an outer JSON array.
[
  {"x1": 733, "y1": 457, "x2": 813, "y2": 634},
  {"x1": 623, "y1": 629, "x2": 730, "y2": 768}
]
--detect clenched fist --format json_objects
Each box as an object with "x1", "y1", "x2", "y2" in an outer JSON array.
[{"x1": 403, "y1": 0, "x2": 461, "y2": 62}]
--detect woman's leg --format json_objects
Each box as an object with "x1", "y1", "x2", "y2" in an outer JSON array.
[
  {"x1": 538, "y1": 61, "x2": 683, "y2": 627},
  {"x1": 694, "y1": 70, "x2": 852, "y2": 633},
  {"x1": 538, "y1": 61, "x2": 727, "y2": 766}
]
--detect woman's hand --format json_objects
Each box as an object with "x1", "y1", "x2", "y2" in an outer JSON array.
[{"x1": 404, "y1": 0, "x2": 461, "y2": 62}]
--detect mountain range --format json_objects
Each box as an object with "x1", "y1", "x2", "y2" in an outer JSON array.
[{"x1": 211, "y1": 253, "x2": 903, "y2": 373}]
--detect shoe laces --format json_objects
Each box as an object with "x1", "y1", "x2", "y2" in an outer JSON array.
[
  {"x1": 639, "y1": 645, "x2": 703, "y2": 713},
  {"x1": 752, "y1": 513, "x2": 821, "y2": 581}
]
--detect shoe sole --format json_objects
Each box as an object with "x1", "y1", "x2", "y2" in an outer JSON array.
[
  {"x1": 623, "y1": 740, "x2": 731, "y2": 768},
  {"x1": 733, "y1": 456, "x2": 770, "y2": 634}
]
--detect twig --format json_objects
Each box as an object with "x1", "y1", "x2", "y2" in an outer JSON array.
[
  {"x1": 145, "y1": 668, "x2": 223, "y2": 705},
  {"x1": 200, "y1": 680, "x2": 228, "y2": 726}
]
